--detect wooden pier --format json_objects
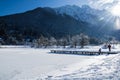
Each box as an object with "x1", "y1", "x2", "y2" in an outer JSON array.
[{"x1": 51, "y1": 50, "x2": 120, "y2": 55}]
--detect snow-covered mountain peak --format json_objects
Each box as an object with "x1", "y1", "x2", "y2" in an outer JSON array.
[
  {"x1": 54, "y1": 5, "x2": 102, "y2": 24},
  {"x1": 54, "y1": 5, "x2": 113, "y2": 25}
]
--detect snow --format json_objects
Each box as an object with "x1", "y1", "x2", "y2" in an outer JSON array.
[
  {"x1": 0, "y1": 45, "x2": 120, "y2": 80},
  {"x1": 55, "y1": 5, "x2": 105, "y2": 24},
  {"x1": 48, "y1": 54, "x2": 120, "y2": 80},
  {"x1": 0, "y1": 46, "x2": 92, "y2": 80}
]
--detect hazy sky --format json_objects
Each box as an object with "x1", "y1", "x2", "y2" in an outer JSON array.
[{"x1": 0, "y1": 0, "x2": 88, "y2": 16}]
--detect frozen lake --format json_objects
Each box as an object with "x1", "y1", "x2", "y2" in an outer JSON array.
[{"x1": 0, "y1": 47, "x2": 93, "y2": 80}]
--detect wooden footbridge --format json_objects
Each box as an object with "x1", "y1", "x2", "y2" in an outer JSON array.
[{"x1": 51, "y1": 50, "x2": 120, "y2": 55}]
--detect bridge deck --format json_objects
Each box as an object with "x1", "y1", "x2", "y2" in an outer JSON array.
[{"x1": 51, "y1": 50, "x2": 120, "y2": 55}]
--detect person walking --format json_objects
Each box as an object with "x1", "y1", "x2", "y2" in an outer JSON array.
[
  {"x1": 99, "y1": 48, "x2": 101, "y2": 55},
  {"x1": 108, "y1": 44, "x2": 111, "y2": 52}
]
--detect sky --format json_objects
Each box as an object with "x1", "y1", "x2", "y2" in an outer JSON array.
[{"x1": 0, "y1": 0, "x2": 88, "y2": 16}]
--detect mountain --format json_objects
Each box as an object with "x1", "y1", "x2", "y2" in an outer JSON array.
[
  {"x1": 55, "y1": 5, "x2": 99, "y2": 24},
  {"x1": 0, "y1": 5, "x2": 119, "y2": 44},
  {"x1": 55, "y1": 5, "x2": 110, "y2": 24},
  {"x1": 0, "y1": 7, "x2": 92, "y2": 39},
  {"x1": 55, "y1": 5, "x2": 116, "y2": 33}
]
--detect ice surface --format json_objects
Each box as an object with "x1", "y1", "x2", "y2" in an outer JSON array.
[{"x1": 0, "y1": 46, "x2": 91, "y2": 80}]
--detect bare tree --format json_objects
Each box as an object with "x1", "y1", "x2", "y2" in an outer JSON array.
[
  {"x1": 34, "y1": 35, "x2": 49, "y2": 48},
  {"x1": 71, "y1": 35, "x2": 80, "y2": 48},
  {"x1": 79, "y1": 33, "x2": 89, "y2": 48},
  {"x1": 62, "y1": 37, "x2": 67, "y2": 48},
  {"x1": 58, "y1": 38, "x2": 67, "y2": 48},
  {"x1": 49, "y1": 37, "x2": 57, "y2": 46}
]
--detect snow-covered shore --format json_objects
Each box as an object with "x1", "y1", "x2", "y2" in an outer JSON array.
[{"x1": 44, "y1": 54, "x2": 120, "y2": 80}]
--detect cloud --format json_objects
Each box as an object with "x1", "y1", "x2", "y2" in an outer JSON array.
[{"x1": 88, "y1": 0, "x2": 120, "y2": 10}]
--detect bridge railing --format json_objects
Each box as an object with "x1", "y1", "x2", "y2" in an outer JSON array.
[{"x1": 51, "y1": 50, "x2": 119, "y2": 55}]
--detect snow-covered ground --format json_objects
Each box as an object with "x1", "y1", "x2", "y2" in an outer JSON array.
[
  {"x1": 47, "y1": 54, "x2": 120, "y2": 80},
  {"x1": 0, "y1": 46, "x2": 93, "y2": 80},
  {"x1": 0, "y1": 45, "x2": 120, "y2": 80}
]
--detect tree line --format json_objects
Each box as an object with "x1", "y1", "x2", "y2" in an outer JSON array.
[{"x1": 31, "y1": 33, "x2": 101, "y2": 48}]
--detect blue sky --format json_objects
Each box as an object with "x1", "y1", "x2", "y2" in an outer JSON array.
[{"x1": 0, "y1": 0, "x2": 88, "y2": 16}]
